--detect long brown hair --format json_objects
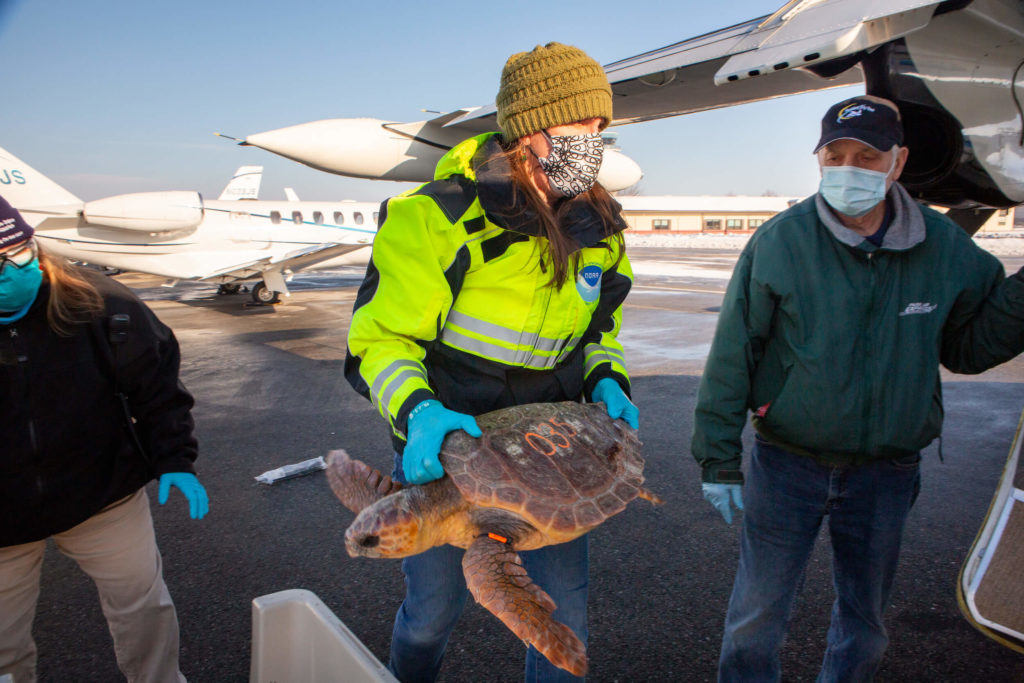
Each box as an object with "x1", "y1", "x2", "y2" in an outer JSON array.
[
  {"x1": 492, "y1": 140, "x2": 625, "y2": 288},
  {"x1": 38, "y1": 245, "x2": 105, "y2": 335}
]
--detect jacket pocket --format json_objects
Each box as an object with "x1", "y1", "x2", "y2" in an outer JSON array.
[{"x1": 887, "y1": 452, "x2": 922, "y2": 471}]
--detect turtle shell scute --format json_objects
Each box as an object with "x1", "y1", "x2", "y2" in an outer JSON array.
[{"x1": 440, "y1": 401, "x2": 646, "y2": 535}]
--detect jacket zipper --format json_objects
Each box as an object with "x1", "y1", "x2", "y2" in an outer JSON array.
[
  {"x1": 862, "y1": 251, "x2": 876, "y2": 455},
  {"x1": 13, "y1": 325, "x2": 44, "y2": 494}
]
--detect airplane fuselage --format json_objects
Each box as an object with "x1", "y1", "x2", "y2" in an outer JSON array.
[{"x1": 28, "y1": 198, "x2": 378, "y2": 283}]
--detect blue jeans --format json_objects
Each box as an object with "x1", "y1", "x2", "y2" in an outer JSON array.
[
  {"x1": 719, "y1": 438, "x2": 921, "y2": 683},
  {"x1": 387, "y1": 455, "x2": 589, "y2": 683}
]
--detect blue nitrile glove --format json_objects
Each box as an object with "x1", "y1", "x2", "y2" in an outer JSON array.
[
  {"x1": 404, "y1": 399, "x2": 482, "y2": 485},
  {"x1": 702, "y1": 482, "x2": 744, "y2": 525},
  {"x1": 592, "y1": 377, "x2": 639, "y2": 430},
  {"x1": 158, "y1": 473, "x2": 209, "y2": 520}
]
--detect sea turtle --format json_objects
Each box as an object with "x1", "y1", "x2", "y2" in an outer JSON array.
[{"x1": 326, "y1": 400, "x2": 663, "y2": 676}]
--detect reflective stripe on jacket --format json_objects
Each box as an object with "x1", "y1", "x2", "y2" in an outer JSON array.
[{"x1": 345, "y1": 133, "x2": 632, "y2": 449}]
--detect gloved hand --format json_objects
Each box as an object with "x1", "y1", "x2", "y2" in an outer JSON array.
[
  {"x1": 158, "y1": 472, "x2": 209, "y2": 520},
  {"x1": 404, "y1": 399, "x2": 482, "y2": 485},
  {"x1": 702, "y1": 482, "x2": 744, "y2": 525},
  {"x1": 592, "y1": 377, "x2": 639, "y2": 430}
]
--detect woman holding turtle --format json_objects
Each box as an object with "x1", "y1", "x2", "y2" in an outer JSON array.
[{"x1": 344, "y1": 42, "x2": 637, "y2": 682}]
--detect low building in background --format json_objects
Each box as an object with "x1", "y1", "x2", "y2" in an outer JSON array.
[
  {"x1": 617, "y1": 195, "x2": 1017, "y2": 234},
  {"x1": 970, "y1": 206, "x2": 1016, "y2": 232},
  {"x1": 617, "y1": 196, "x2": 801, "y2": 234}
]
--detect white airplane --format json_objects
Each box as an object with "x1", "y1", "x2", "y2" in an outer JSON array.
[
  {"x1": 233, "y1": 0, "x2": 1024, "y2": 231},
  {"x1": 0, "y1": 146, "x2": 379, "y2": 304}
]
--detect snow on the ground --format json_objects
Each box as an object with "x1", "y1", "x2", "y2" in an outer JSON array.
[{"x1": 625, "y1": 232, "x2": 1024, "y2": 256}]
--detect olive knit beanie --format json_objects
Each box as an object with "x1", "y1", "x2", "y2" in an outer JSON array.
[{"x1": 496, "y1": 42, "x2": 612, "y2": 141}]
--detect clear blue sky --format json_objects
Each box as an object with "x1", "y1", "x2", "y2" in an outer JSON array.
[{"x1": 0, "y1": 0, "x2": 860, "y2": 203}]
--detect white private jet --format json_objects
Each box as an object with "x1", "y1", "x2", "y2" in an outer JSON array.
[
  {"x1": 233, "y1": 0, "x2": 1024, "y2": 231},
  {"x1": 0, "y1": 146, "x2": 378, "y2": 304}
]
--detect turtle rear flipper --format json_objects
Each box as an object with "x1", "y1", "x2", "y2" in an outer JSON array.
[
  {"x1": 325, "y1": 449, "x2": 402, "y2": 514},
  {"x1": 462, "y1": 535, "x2": 588, "y2": 677},
  {"x1": 638, "y1": 487, "x2": 665, "y2": 505}
]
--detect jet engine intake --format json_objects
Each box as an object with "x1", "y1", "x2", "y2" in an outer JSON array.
[{"x1": 898, "y1": 102, "x2": 963, "y2": 192}]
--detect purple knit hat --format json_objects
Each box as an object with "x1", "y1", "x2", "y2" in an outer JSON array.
[{"x1": 0, "y1": 195, "x2": 34, "y2": 249}]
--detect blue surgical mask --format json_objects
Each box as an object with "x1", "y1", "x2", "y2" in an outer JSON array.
[
  {"x1": 818, "y1": 155, "x2": 896, "y2": 218},
  {"x1": 0, "y1": 257, "x2": 43, "y2": 320}
]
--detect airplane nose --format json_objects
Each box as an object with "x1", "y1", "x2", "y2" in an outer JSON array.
[
  {"x1": 239, "y1": 118, "x2": 440, "y2": 181},
  {"x1": 599, "y1": 148, "x2": 644, "y2": 192}
]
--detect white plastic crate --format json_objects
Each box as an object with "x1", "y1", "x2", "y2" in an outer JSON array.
[{"x1": 250, "y1": 589, "x2": 397, "y2": 683}]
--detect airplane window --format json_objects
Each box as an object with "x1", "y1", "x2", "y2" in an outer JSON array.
[
  {"x1": 334, "y1": 211, "x2": 345, "y2": 224},
  {"x1": 270, "y1": 211, "x2": 281, "y2": 225},
  {"x1": 292, "y1": 211, "x2": 303, "y2": 225},
  {"x1": 354, "y1": 212, "x2": 364, "y2": 225},
  {"x1": 373, "y1": 211, "x2": 379, "y2": 224},
  {"x1": 313, "y1": 211, "x2": 324, "y2": 225}
]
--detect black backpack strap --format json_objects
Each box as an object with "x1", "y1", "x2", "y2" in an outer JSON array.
[{"x1": 88, "y1": 313, "x2": 153, "y2": 469}]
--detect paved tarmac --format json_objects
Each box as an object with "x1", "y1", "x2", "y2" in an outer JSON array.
[{"x1": 30, "y1": 248, "x2": 1024, "y2": 682}]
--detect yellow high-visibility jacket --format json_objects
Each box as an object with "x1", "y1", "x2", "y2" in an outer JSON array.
[{"x1": 345, "y1": 133, "x2": 633, "y2": 451}]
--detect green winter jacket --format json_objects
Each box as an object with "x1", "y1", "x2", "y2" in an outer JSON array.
[
  {"x1": 692, "y1": 185, "x2": 1024, "y2": 484},
  {"x1": 346, "y1": 133, "x2": 633, "y2": 452}
]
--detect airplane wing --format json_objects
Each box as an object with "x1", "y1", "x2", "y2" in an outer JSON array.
[
  {"x1": 197, "y1": 243, "x2": 367, "y2": 282},
  {"x1": 444, "y1": 0, "x2": 943, "y2": 130},
  {"x1": 45, "y1": 242, "x2": 367, "y2": 283}
]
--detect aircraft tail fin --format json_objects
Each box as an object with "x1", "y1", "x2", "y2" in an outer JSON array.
[
  {"x1": 0, "y1": 145, "x2": 82, "y2": 209},
  {"x1": 284, "y1": 187, "x2": 300, "y2": 202},
  {"x1": 218, "y1": 165, "x2": 263, "y2": 200}
]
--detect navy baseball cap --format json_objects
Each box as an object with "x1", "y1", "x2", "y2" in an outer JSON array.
[{"x1": 813, "y1": 97, "x2": 904, "y2": 153}]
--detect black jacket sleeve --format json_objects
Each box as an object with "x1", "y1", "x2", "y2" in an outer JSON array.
[{"x1": 97, "y1": 277, "x2": 198, "y2": 477}]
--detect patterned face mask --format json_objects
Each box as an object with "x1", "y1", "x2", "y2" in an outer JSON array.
[{"x1": 534, "y1": 132, "x2": 604, "y2": 198}]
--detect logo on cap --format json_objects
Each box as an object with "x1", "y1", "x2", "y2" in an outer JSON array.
[{"x1": 836, "y1": 103, "x2": 876, "y2": 123}]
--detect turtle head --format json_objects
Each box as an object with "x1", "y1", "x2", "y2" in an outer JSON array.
[{"x1": 344, "y1": 493, "x2": 428, "y2": 558}]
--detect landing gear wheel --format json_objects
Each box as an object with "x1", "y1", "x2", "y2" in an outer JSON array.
[
  {"x1": 217, "y1": 283, "x2": 242, "y2": 295},
  {"x1": 252, "y1": 282, "x2": 281, "y2": 305}
]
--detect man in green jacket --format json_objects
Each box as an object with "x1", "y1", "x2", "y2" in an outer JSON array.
[{"x1": 692, "y1": 95, "x2": 1024, "y2": 682}]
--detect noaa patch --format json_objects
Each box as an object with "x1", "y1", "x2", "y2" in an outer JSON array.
[{"x1": 576, "y1": 265, "x2": 602, "y2": 303}]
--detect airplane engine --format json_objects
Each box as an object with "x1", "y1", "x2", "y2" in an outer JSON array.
[
  {"x1": 83, "y1": 191, "x2": 204, "y2": 232},
  {"x1": 857, "y1": 6, "x2": 1024, "y2": 210}
]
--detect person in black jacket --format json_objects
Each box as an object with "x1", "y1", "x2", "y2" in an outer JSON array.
[{"x1": 0, "y1": 196, "x2": 208, "y2": 683}]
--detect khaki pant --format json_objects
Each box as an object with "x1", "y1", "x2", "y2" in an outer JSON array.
[{"x1": 0, "y1": 489, "x2": 186, "y2": 683}]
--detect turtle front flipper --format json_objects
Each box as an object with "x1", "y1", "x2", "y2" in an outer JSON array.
[
  {"x1": 462, "y1": 535, "x2": 587, "y2": 677},
  {"x1": 325, "y1": 449, "x2": 403, "y2": 514}
]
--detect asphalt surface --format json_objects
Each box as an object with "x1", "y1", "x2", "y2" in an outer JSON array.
[{"x1": 30, "y1": 248, "x2": 1024, "y2": 682}]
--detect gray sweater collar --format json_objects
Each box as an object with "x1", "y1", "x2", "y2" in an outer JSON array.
[{"x1": 815, "y1": 182, "x2": 925, "y2": 251}]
